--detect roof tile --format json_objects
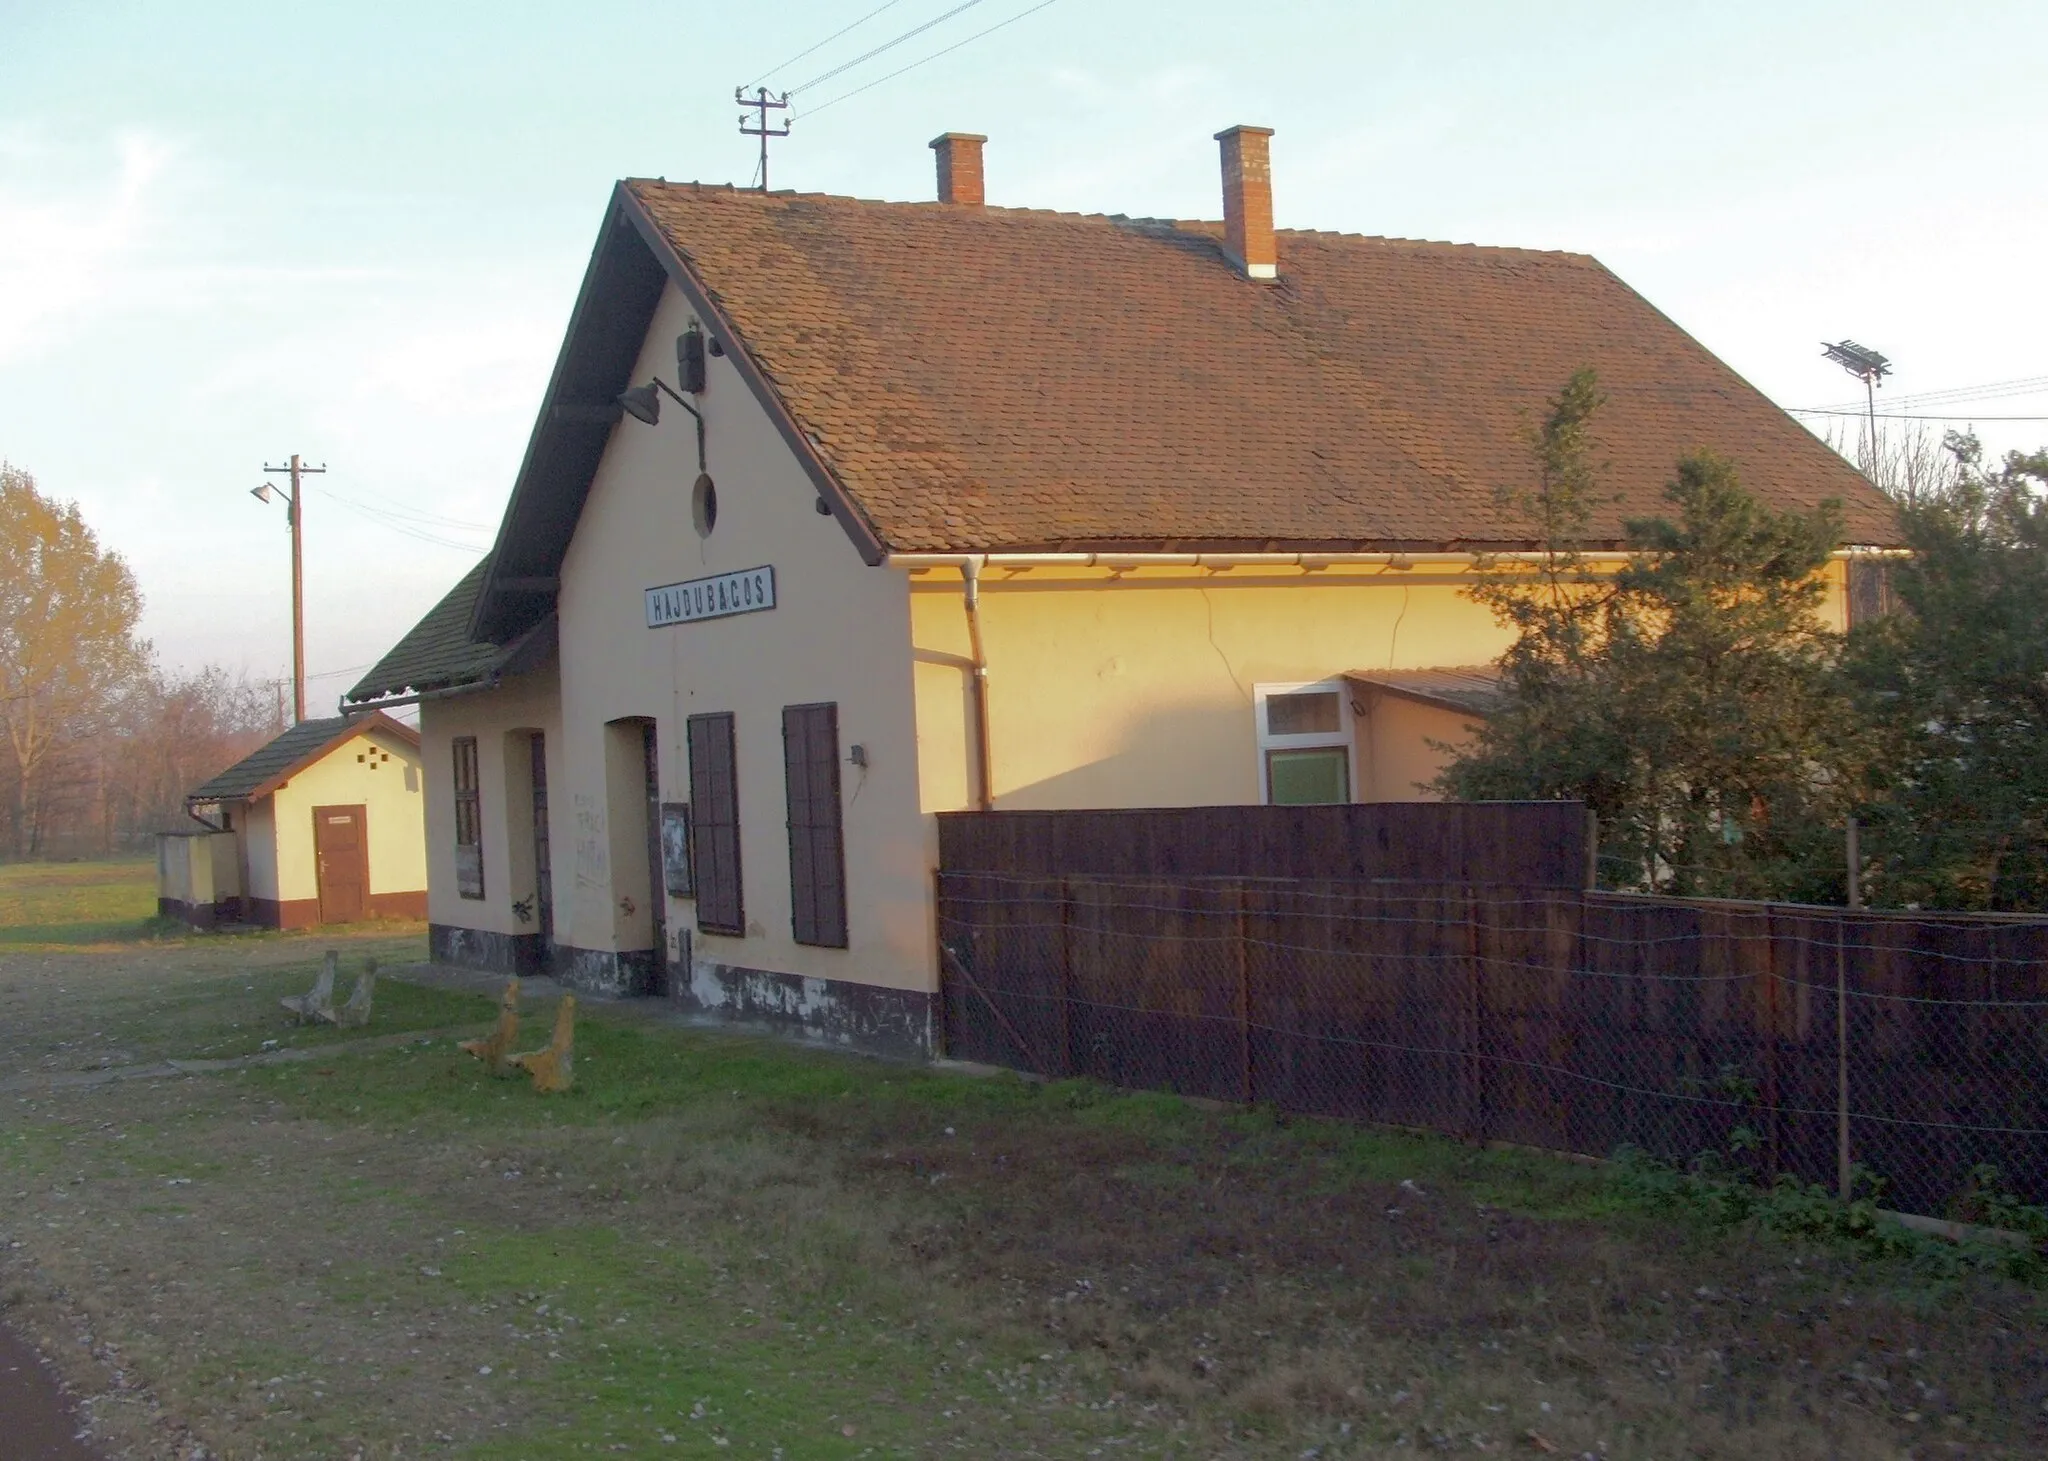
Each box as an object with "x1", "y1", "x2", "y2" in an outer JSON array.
[{"x1": 626, "y1": 182, "x2": 1896, "y2": 551}]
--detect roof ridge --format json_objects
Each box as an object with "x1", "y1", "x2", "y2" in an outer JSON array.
[{"x1": 625, "y1": 179, "x2": 1594, "y2": 261}]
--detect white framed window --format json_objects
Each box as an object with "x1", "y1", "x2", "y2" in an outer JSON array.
[{"x1": 1254, "y1": 680, "x2": 1356, "y2": 805}]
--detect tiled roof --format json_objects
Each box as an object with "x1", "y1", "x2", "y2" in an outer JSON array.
[
  {"x1": 346, "y1": 558, "x2": 509, "y2": 705},
  {"x1": 187, "y1": 714, "x2": 416, "y2": 803},
  {"x1": 1349, "y1": 666, "x2": 1506, "y2": 717},
  {"x1": 628, "y1": 183, "x2": 1899, "y2": 551}
]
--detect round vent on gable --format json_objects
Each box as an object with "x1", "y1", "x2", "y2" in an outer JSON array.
[{"x1": 692, "y1": 473, "x2": 718, "y2": 538}]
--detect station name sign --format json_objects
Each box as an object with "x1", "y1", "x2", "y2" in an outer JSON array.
[{"x1": 645, "y1": 565, "x2": 776, "y2": 629}]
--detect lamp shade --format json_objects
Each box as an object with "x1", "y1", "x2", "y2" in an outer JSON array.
[{"x1": 618, "y1": 384, "x2": 661, "y2": 425}]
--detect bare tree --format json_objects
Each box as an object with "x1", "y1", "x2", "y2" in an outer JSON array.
[{"x1": 1821, "y1": 419, "x2": 1964, "y2": 506}]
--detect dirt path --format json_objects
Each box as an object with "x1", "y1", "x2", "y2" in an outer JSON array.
[{"x1": 0, "y1": 1320, "x2": 101, "y2": 1461}]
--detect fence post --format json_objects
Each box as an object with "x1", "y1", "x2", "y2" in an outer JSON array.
[
  {"x1": 1234, "y1": 881, "x2": 1253, "y2": 1105},
  {"x1": 1761, "y1": 902, "x2": 1782, "y2": 1180},
  {"x1": 1057, "y1": 875, "x2": 1074, "y2": 1078},
  {"x1": 933, "y1": 868, "x2": 949, "y2": 1061},
  {"x1": 1837, "y1": 817, "x2": 1862, "y2": 1200},
  {"x1": 1464, "y1": 885, "x2": 1484, "y2": 1140},
  {"x1": 1583, "y1": 809, "x2": 1600, "y2": 891}
]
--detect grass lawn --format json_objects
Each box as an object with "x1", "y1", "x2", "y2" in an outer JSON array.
[
  {"x1": 3, "y1": 941, "x2": 2046, "y2": 1459},
  {"x1": 0, "y1": 857, "x2": 163, "y2": 947}
]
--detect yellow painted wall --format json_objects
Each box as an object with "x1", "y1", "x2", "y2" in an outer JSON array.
[
  {"x1": 420, "y1": 666, "x2": 560, "y2": 937},
  {"x1": 911, "y1": 561, "x2": 1856, "y2": 813},
  {"x1": 268, "y1": 726, "x2": 427, "y2": 903},
  {"x1": 550, "y1": 282, "x2": 930, "y2": 992},
  {"x1": 1356, "y1": 693, "x2": 1487, "y2": 801},
  {"x1": 910, "y1": 568, "x2": 1512, "y2": 810},
  {"x1": 1819, "y1": 557, "x2": 1850, "y2": 633}
]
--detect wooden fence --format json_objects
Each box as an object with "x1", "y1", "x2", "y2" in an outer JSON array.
[
  {"x1": 935, "y1": 808, "x2": 2048, "y2": 1219},
  {"x1": 935, "y1": 801, "x2": 1594, "y2": 888}
]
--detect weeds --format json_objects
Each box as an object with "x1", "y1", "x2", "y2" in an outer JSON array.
[{"x1": 1608, "y1": 1145, "x2": 2048, "y2": 1284}]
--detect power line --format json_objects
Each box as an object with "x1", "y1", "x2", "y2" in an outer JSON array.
[
  {"x1": 320, "y1": 496, "x2": 483, "y2": 551},
  {"x1": 323, "y1": 482, "x2": 491, "y2": 531},
  {"x1": 745, "y1": 0, "x2": 912, "y2": 89},
  {"x1": 1801, "y1": 372, "x2": 2048, "y2": 416},
  {"x1": 787, "y1": 0, "x2": 992, "y2": 96},
  {"x1": 310, "y1": 486, "x2": 488, "y2": 552},
  {"x1": 799, "y1": 0, "x2": 1060, "y2": 118},
  {"x1": 304, "y1": 661, "x2": 374, "y2": 683},
  {"x1": 1786, "y1": 406, "x2": 2048, "y2": 423}
]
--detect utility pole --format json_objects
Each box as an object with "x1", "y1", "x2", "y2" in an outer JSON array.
[
  {"x1": 252, "y1": 454, "x2": 325, "y2": 723},
  {"x1": 736, "y1": 86, "x2": 791, "y2": 191}
]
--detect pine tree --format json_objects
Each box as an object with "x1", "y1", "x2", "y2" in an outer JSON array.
[
  {"x1": 1440, "y1": 375, "x2": 1867, "y2": 899},
  {"x1": 1850, "y1": 434, "x2": 2048, "y2": 910}
]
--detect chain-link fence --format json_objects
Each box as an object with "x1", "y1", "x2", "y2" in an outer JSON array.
[{"x1": 937, "y1": 871, "x2": 2048, "y2": 1220}]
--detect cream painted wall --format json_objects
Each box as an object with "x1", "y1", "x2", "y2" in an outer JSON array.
[
  {"x1": 552, "y1": 282, "x2": 929, "y2": 991},
  {"x1": 243, "y1": 798, "x2": 278, "y2": 901},
  {"x1": 267, "y1": 726, "x2": 427, "y2": 903},
  {"x1": 1357, "y1": 694, "x2": 1487, "y2": 802},
  {"x1": 209, "y1": 829, "x2": 242, "y2": 899},
  {"x1": 420, "y1": 666, "x2": 561, "y2": 937},
  {"x1": 156, "y1": 835, "x2": 190, "y2": 904}
]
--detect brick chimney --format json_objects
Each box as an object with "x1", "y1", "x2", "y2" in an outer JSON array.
[
  {"x1": 1214, "y1": 125, "x2": 1277, "y2": 279},
  {"x1": 930, "y1": 132, "x2": 988, "y2": 206}
]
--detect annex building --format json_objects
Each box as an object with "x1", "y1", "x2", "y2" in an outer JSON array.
[
  {"x1": 161, "y1": 713, "x2": 427, "y2": 930},
  {"x1": 346, "y1": 126, "x2": 1899, "y2": 1055}
]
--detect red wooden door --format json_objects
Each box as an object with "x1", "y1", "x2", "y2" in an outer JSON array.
[{"x1": 313, "y1": 805, "x2": 369, "y2": 924}]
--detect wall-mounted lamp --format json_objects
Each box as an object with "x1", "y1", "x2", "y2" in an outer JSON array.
[{"x1": 617, "y1": 375, "x2": 707, "y2": 473}]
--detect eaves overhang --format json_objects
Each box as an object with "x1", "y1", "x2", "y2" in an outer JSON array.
[{"x1": 467, "y1": 184, "x2": 885, "y2": 645}]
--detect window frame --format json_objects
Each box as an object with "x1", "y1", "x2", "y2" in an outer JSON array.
[
  {"x1": 1253, "y1": 680, "x2": 1357, "y2": 806},
  {"x1": 451, "y1": 735, "x2": 485, "y2": 899}
]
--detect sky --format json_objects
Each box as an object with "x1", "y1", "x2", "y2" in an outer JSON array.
[{"x1": 2, "y1": 0, "x2": 2044, "y2": 704}]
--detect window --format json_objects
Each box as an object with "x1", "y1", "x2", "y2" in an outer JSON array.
[
  {"x1": 1255, "y1": 682, "x2": 1354, "y2": 805},
  {"x1": 452, "y1": 736, "x2": 484, "y2": 899},
  {"x1": 782, "y1": 703, "x2": 848, "y2": 949},
  {"x1": 687, "y1": 713, "x2": 743, "y2": 935}
]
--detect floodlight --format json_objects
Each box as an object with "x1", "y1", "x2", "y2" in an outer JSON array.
[
  {"x1": 250, "y1": 483, "x2": 274, "y2": 504},
  {"x1": 616, "y1": 376, "x2": 707, "y2": 471},
  {"x1": 1822, "y1": 340, "x2": 1892, "y2": 382},
  {"x1": 618, "y1": 384, "x2": 661, "y2": 425}
]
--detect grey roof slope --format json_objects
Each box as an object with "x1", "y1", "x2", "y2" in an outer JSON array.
[
  {"x1": 345, "y1": 557, "x2": 531, "y2": 706},
  {"x1": 186, "y1": 716, "x2": 416, "y2": 803}
]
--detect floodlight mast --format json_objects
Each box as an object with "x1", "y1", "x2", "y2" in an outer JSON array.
[{"x1": 1822, "y1": 340, "x2": 1893, "y2": 471}]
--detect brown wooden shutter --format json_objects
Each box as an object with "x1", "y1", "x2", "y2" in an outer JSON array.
[
  {"x1": 1847, "y1": 558, "x2": 1895, "y2": 628},
  {"x1": 452, "y1": 736, "x2": 484, "y2": 900},
  {"x1": 686, "y1": 713, "x2": 743, "y2": 936},
  {"x1": 782, "y1": 703, "x2": 847, "y2": 949}
]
